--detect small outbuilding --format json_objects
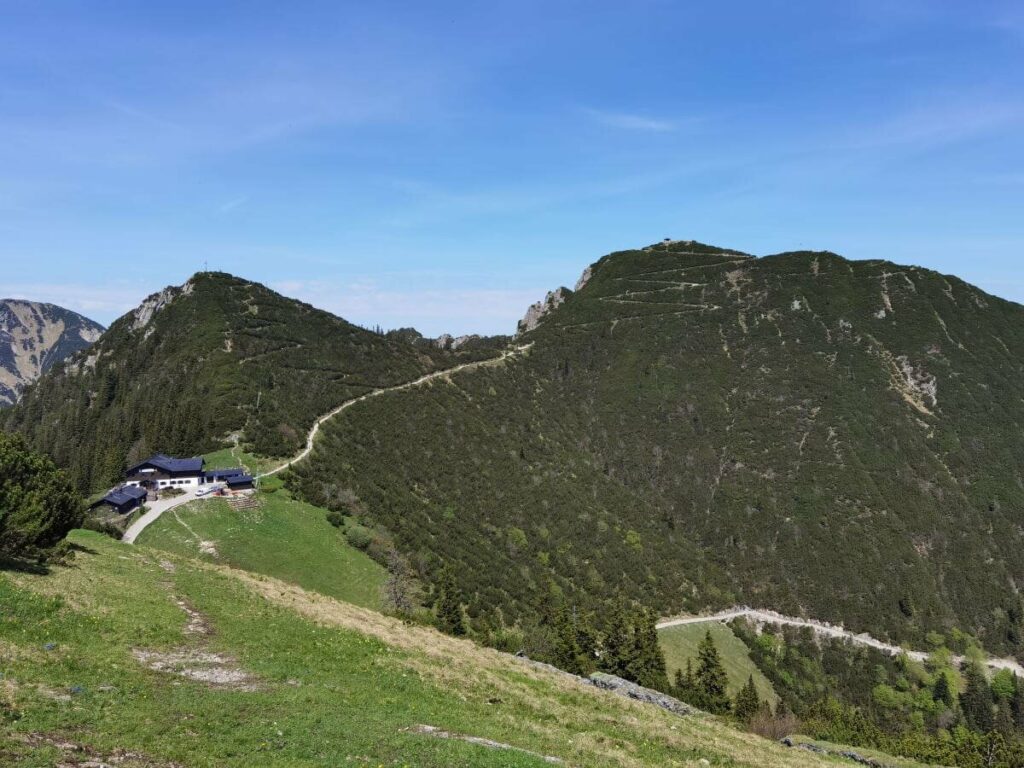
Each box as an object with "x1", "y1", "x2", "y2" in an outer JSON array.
[
  {"x1": 91, "y1": 485, "x2": 148, "y2": 515},
  {"x1": 204, "y1": 467, "x2": 245, "y2": 483},
  {"x1": 225, "y1": 474, "x2": 255, "y2": 491}
]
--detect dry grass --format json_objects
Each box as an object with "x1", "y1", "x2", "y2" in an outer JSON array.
[{"x1": 227, "y1": 565, "x2": 851, "y2": 768}]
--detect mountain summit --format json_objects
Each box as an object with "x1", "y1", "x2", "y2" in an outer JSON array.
[
  {"x1": 286, "y1": 240, "x2": 1024, "y2": 655},
  {"x1": 4, "y1": 271, "x2": 497, "y2": 490}
]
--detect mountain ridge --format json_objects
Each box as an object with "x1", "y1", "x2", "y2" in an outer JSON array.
[
  {"x1": 0, "y1": 298, "x2": 104, "y2": 406},
  {"x1": 285, "y1": 240, "x2": 1024, "y2": 658},
  {"x1": 3, "y1": 271, "x2": 503, "y2": 491}
]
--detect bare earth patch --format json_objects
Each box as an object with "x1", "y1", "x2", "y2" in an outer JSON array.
[
  {"x1": 131, "y1": 649, "x2": 256, "y2": 690},
  {"x1": 175, "y1": 600, "x2": 211, "y2": 636},
  {"x1": 198, "y1": 540, "x2": 219, "y2": 557},
  {"x1": 131, "y1": 594, "x2": 257, "y2": 690},
  {"x1": 16, "y1": 732, "x2": 184, "y2": 767}
]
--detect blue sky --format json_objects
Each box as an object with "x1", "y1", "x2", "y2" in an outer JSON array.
[{"x1": 1, "y1": 1, "x2": 1023, "y2": 335}]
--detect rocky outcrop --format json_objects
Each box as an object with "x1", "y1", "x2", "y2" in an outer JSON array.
[
  {"x1": 574, "y1": 265, "x2": 593, "y2": 292},
  {"x1": 588, "y1": 672, "x2": 699, "y2": 716},
  {"x1": 0, "y1": 300, "x2": 104, "y2": 406},
  {"x1": 781, "y1": 738, "x2": 897, "y2": 767},
  {"x1": 520, "y1": 659, "x2": 699, "y2": 718},
  {"x1": 433, "y1": 333, "x2": 478, "y2": 351},
  {"x1": 517, "y1": 287, "x2": 571, "y2": 335},
  {"x1": 130, "y1": 281, "x2": 193, "y2": 332}
]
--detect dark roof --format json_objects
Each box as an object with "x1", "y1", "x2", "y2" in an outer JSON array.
[
  {"x1": 93, "y1": 485, "x2": 147, "y2": 508},
  {"x1": 225, "y1": 474, "x2": 254, "y2": 486},
  {"x1": 204, "y1": 467, "x2": 244, "y2": 479},
  {"x1": 127, "y1": 453, "x2": 204, "y2": 474}
]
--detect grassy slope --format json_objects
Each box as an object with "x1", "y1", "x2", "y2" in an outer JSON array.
[
  {"x1": 135, "y1": 490, "x2": 385, "y2": 610},
  {"x1": 0, "y1": 530, "x2": 881, "y2": 768},
  {"x1": 659, "y1": 623, "x2": 777, "y2": 705},
  {"x1": 203, "y1": 446, "x2": 276, "y2": 476}
]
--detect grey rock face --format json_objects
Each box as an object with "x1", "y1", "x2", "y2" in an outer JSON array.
[
  {"x1": 517, "y1": 287, "x2": 571, "y2": 335},
  {"x1": 588, "y1": 672, "x2": 699, "y2": 717},
  {"x1": 433, "y1": 333, "x2": 478, "y2": 351},
  {"x1": 0, "y1": 300, "x2": 105, "y2": 406}
]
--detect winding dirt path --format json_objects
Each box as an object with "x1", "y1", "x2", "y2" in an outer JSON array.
[
  {"x1": 258, "y1": 344, "x2": 531, "y2": 479},
  {"x1": 658, "y1": 607, "x2": 1024, "y2": 676}
]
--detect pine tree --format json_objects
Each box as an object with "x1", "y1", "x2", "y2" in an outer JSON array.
[
  {"x1": 695, "y1": 629, "x2": 731, "y2": 714},
  {"x1": 600, "y1": 600, "x2": 635, "y2": 678},
  {"x1": 626, "y1": 609, "x2": 668, "y2": 691},
  {"x1": 733, "y1": 675, "x2": 761, "y2": 723},
  {"x1": 1011, "y1": 675, "x2": 1024, "y2": 729},
  {"x1": 960, "y1": 662, "x2": 994, "y2": 733},
  {"x1": 674, "y1": 658, "x2": 698, "y2": 702},
  {"x1": 435, "y1": 564, "x2": 466, "y2": 636},
  {"x1": 933, "y1": 670, "x2": 955, "y2": 708},
  {"x1": 552, "y1": 603, "x2": 584, "y2": 674},
  {"x1": 773, "y1": 698, "x2": 791, "y2": 719}
]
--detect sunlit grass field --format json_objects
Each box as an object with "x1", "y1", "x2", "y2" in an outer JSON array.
[
  {"x1": 659, "y1": 622, "x2": 778, "y2": 705},
  {"x1": 135, "y1": 488, "x2": 385, "y2": 610},
  {"x1": 0, "y1": 530, "x2": 873, "y2": 767}
]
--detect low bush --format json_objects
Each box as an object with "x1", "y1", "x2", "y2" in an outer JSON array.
[{"x1": 344, "y1": 523, "x2": 374, "y2": 550}]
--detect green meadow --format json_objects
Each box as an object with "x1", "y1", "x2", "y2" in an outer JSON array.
[
  {"x1": 659, "y1": 622, "x2": 778, "y2": 705},
  {"x1": 135, "y1": 488, "x2": 385, "y2": 610},
  {"x1": 0, "y1": 530, "x2": 859, "y2": 767}
]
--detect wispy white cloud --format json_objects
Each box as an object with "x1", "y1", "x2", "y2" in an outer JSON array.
[
  {"x1": 582, "y1": 107, "x2": 681, "y2": 132},
  {"x1": 218, "y1": 196, "x2": 249, "y2": 214}
]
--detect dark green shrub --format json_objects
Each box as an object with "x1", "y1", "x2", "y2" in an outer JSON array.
[
  {"x1": 344, "y1": 523, "x2": 373, "y2": 550},
  {"x1": 0, "y1": 431, "x2": 82, "y2": 560}
]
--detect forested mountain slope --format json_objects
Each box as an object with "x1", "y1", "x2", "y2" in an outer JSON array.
[
  {"x1": 0, "y1": 299, "x2": 103, "y2": 406},
  {"x1": 288, "y1": 241, "x2": 1024, "y2": 656},
  {"x1": 4, "y1": 272, "x2": 493, "y2": 492}
]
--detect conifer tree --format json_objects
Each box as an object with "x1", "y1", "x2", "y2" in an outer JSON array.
[
  {"x1": 600, "y1": 600, "x2": 635, "y2": 678},
  {"x1": 552, "y1": 602, "x2": 584, "y2": 674},
  {"x1": 733, "y1": 675, "x2": 761, "y2": 722},
  {"x1": 773, "y1": 698, "x2": 791, "y2": 719},
  {"x1": 573, "y1": 608, "x2": 598, "y2": 674},
  {"x1": 933, "y1": 671, "x2": 954, "y2": 709},
  {"x1": 435, "y1": 564, "x2": 466, "y2": 636},
  {"x1": 695, "y1": 629, "x2": 731, "y2": 714},
  {"x1": 1011, "y1": 675, "x2": 1024, "y2": 730},
  {"x1": 626, "y1": 609, "x2": 668, "y2": 691},
  {"x1": 674, "y1": 658, "x2": 700, "y2": 702},
  {"x1": 960, "y1": 662, "x2": 994, "y2": 733}
]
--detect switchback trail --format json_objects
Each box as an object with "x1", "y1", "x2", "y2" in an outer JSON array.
[
  {"x1": 258, "y1": 344, "x2": 531, "y2": 479},
  {"x1": 658, "y1": 607, "x2": 1024, "y2": 676}
]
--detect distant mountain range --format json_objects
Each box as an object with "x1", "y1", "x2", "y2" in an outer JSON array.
[{"x1": 0, "y1": 299, "x2": 104, "y2": 406}]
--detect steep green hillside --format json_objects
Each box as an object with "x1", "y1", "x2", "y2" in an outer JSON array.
[
  {"x1": 1, "y1": 530, "x2": 872, "y2": 767},
  {"x1": 136, "y1": 490, "x2": 386, "y2": 609},
  {"x1": 287, "y1": 241, "x2": 1024, "y2": 656},
  {"x1": 3, "y1": 272, "x2": 495, "y2": 491}
]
